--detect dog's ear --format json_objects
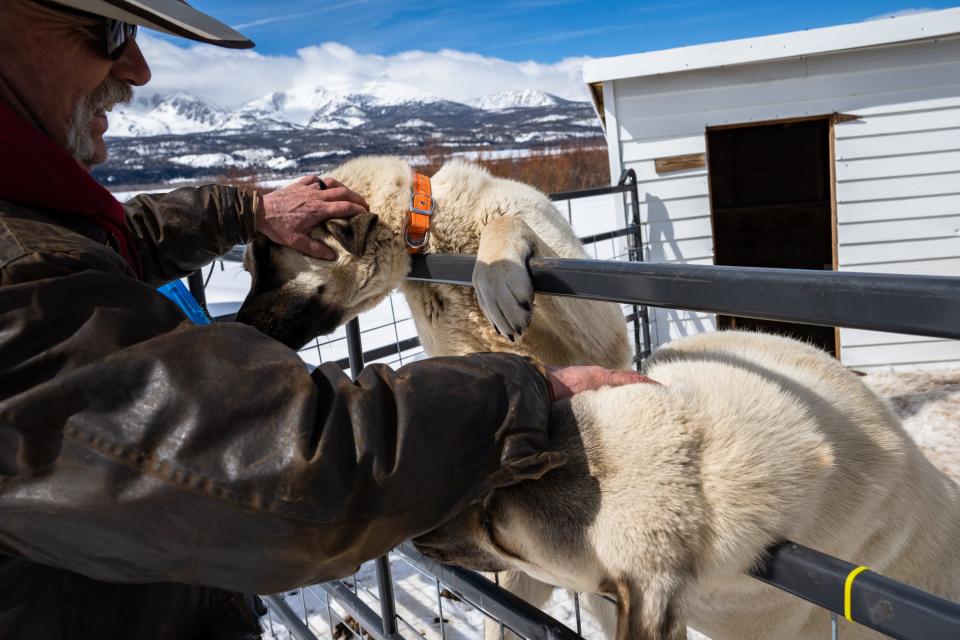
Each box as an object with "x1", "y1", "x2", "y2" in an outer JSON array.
[{"x1": 327, "y1": 212, "x2": 379, "y2": 257}]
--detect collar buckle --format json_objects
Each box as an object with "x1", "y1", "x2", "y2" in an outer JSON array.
[
  {"x1": 410, "y1": 193, "x2": 433, "y2": 215},
  {"x1": 405, "y1": 172, "x2": 433, "y2": 254}
]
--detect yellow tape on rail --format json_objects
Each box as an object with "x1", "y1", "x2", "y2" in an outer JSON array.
[{"x1": 844, "y1": 565, "x2": 871, "y2": 622}]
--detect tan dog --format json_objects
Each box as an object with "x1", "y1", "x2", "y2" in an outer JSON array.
[
  {"x1": 415, "y1": 331, "x2": 960, "y2": 640},
  {"x1": 237, "y1": 156, "x2": 630, "y2": 370}
]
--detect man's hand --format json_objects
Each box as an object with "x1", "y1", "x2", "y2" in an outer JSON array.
[
  {"x1": 257, "y1": 176, "x2": 369, "y2": 260},
  {"x1": 546, "y1": 365, "x2": 657, "y2": 403}
]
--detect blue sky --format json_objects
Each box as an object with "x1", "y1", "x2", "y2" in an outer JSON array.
[
  {"x1": 136, "y1": 2, "x2": 957, "y2": 107},
  {"x1": 186, "y1": 1, "x2": 956, "y2": 61}
]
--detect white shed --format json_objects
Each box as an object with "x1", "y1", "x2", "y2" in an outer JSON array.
[{"x1": 584, "y1": 9, "x2": 960, "y2": 371}]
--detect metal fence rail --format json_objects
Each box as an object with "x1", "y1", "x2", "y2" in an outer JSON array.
[
  {"x1": 752, "y1": 542, "x2": 960, "y2": 640},
  {"x1": 407, "y1": 255, "x2": 960, "y2": 340}
]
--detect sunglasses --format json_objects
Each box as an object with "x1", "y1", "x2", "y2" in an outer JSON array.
[
  {"x1": 104, "y1": 18, "x2": 138, "y2": 61},
  {"x1": 33, "y1": 1, "x2": 138, "y2": 60}
]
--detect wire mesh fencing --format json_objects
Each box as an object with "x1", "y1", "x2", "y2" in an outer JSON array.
[{"x1": 258, "y1": 550, "x2": 615, "y2": 640}]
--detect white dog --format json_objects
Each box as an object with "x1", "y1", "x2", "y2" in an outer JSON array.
[{"x1": 415, "y1": 331, "x2": 960, "y2": 639}]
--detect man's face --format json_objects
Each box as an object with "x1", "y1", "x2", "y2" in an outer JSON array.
[{"x1": 0, "y1": 1, "x2": 151, "y2": 168}]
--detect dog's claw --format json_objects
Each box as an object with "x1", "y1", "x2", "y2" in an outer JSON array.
[
  {"x1": 507, "y1": 334, "x2": 515, "y2": 343},
  {"x1": 520, "y1": 300, "x2": 532, "y2": 312}
]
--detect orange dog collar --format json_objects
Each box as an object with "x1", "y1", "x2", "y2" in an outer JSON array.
[{"x1": 405, "y1": 172, "x2": 433, "y2": 253}]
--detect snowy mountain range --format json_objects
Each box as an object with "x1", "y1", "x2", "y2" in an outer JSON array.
[
  {"x1": 106, "y1": 88, "x2": 581, "y2": 138},
  {"x1": 467, "y1": 90, "x2": 570, "y2": 111},
  {"x1": 98, "y1": 88, "x2": 602, "y2": 189}
]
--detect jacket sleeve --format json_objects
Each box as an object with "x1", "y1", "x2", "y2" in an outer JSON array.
[
  {"x1": 123, "y1": 185, "x2": 259, "y2": 286},
  {"x1": 0, "y1": 245, "x2": 559, "y2": 594}
]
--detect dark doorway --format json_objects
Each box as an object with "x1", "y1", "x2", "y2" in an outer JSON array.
[{"x1": 707, "y1": 118, "x2": 837, "y2": 355}]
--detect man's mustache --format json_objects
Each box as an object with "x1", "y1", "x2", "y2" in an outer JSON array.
[
  {"x1": 87, "y1": 78, "x2": 133, "y2": 114},
  {"x1": 64, "y1": 78, "x2": 134, "y2": 165}
]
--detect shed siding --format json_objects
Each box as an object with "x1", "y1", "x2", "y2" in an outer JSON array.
[
  {"x1": 608, "y1": 37, "x2": 960, "y2": 368},
  {"x1": 835, "y1": 94, "x2": 960, "y2": 369}
]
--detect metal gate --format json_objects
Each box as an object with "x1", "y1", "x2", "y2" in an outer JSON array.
[{"x1": 196, "y1": 172, "x2": 960, "y2": 640}]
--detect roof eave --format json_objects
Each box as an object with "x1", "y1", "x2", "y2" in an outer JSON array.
[{"x1": 582, "y1": 7, "x2": 960, "y2": 84}]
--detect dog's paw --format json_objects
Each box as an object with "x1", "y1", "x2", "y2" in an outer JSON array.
[{"x1": 472, "y1": 254, "x2": 534, "y2": 341}]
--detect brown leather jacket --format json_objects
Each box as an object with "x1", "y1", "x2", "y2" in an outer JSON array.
[{"x1": 0, "y1": 186, "x2": 556, "y2": 639}]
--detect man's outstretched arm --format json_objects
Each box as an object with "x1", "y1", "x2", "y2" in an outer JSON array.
[
  {"x1": 0, "y1": 236, "x2": 558, "y2": 592},
  {"x1": 124, "y1": 177, "x2": 369, "y2": 285}
]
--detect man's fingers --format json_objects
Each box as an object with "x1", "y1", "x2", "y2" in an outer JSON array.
[
  {"x1": 262, "y1": 176, "x2": 369, "y2": 257},
  {"x1": 289, "y1": 234, "x2": 337, "y2": 261},
  {"x1": 319, "y1": 185, "x2": 369, "y2": 210},
  {"x1": 300, "y1": 201, "x2": 368, "y2": 226},
  {"x1": 547, "y1": 365, "x2": 656, "y2": 402},
  {"x1": 320, "y1": 177, "x2": 342, "y2": 189},
  {"x1": 604, "y1": 369, "x2": 658, "y2": 388}
]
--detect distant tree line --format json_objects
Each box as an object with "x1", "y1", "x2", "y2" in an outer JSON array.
[
  {"x1": 414, "y1": 142, "x2": 610, "y2": 194},
  {"x1": 216, "y1": 141, "x2": 611, "y2": 196}
]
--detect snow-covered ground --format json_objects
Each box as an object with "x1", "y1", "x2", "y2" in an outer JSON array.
[{"x1": 864, "y1": 368, "x2": 960, "y2": 482}]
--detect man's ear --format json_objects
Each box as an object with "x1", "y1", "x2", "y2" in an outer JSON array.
[{"x1": 327, "y1": 212, "x2": 379, "y2": 257}]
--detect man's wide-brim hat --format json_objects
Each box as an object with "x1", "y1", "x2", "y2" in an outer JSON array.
[{"x1": 51, "y1": 0, "x2": 254, "y2": 48}]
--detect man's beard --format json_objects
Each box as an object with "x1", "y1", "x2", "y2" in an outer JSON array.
[{"x1": 64, "y1": 78, "x2": 133, "y2": 167}]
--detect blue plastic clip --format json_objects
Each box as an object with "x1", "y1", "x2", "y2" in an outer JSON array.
[{"x1": 157, "y1": 280, "x2": 212, "y2": 325}]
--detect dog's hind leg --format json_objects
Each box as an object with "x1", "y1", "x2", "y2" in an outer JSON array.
[
  {"x1": 612, "y1": 576, "x2": 687, "y2": 640},
  {"x1": 473, "y1": 215, "x2": 556, "y2": 342},
  {"x1": 483, "y1": 571, "x2": 556, "y2": 640}
]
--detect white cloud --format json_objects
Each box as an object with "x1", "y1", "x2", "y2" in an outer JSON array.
[
  {"x1": 863, "y1": 7, "x2": 936, "y2": 21},
  {"x1": 136, "y1": 34, "x2": 592, "y2": 108}
]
